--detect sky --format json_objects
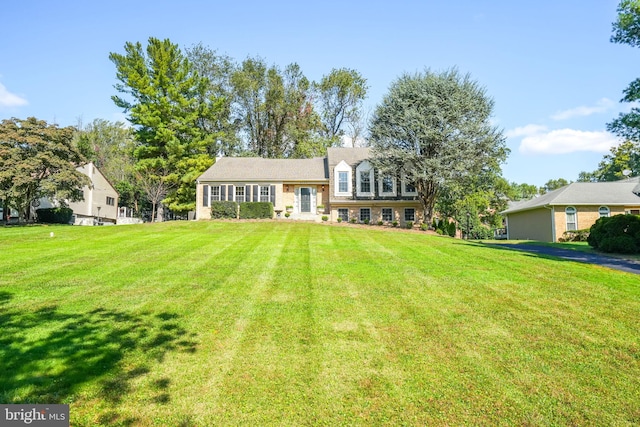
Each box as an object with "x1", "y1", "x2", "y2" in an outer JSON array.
[{"x1": 0, "y1": 0, "x2": 637, "y2": 187}]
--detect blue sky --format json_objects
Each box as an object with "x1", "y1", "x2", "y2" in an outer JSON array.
[{"x1": 0, "y1": 0, "x2": 637, "y2": 187}]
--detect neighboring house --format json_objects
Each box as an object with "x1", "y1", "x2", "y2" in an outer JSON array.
[
  {"x1": 501, "y1": 178, "x2": 640, "y2": 242},
  {"x1": 39, "y1": 162, "x2": 119, "y2": 225},
  {"x1": 195, "y1": 147, "x2": 423, "y2": 225}
]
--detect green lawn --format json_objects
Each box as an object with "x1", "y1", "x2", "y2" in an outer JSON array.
[{"x1": 1, "y1": 221, "x2": 639, "y2": 426}]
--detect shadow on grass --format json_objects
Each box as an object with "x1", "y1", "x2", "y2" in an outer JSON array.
[{"x1": 0, "y1": 290, "x2": 197, "y2": 412}]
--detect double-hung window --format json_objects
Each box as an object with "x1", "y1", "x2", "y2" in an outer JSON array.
[
  {"x1": 566, "y1": 207, "x2": 577, "y2": 231},
  {"x1": 404, "y1": 208, "x2": 415, "y2": 222},
  {"x1": 235, "y1": 186, "x2": 245, "y2": 202},
  {"x1": 359, "y1": 208, "x2": 371, "y2": 222},
  {"x1": 338, "y1": 172, "x2": 349, "y2": 193},
  {"x1": 382, "y1": 208, "x2": 393, "y2": 222},
  {"x1": 211, "y1": 186, "x2": 221, "y2": 201},
  {"x1": 598, "y1": 206, "x2": 610, "y2": 218},
  {"x1": 360, "y1": 171, "x2": 371, "y2": 193},
  {"x1": 337, "y1": 208, "x2": 349, "y2": 222},
  {"x1": 260, "y1": 186, "x2": 270, "y2": 202}
]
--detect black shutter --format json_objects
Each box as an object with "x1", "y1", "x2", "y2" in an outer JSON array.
[
  {"x1": 203, "y1": 185, "x2": 209, "y2": 207},
  {"x1": 220, "y1": 185, "x2": 226, "y2": 201},
  {"x1": 253, "y1": 185, "x2": 259, "y2": 202},
  {"x1": 270, "y1": 185, "x2": 276, "y2": 205}
]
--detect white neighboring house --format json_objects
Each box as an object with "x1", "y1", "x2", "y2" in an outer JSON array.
[{"x1": 39, "y1": 162, "x2": 119, "y2": 225}]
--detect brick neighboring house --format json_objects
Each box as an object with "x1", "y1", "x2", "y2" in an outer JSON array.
[
  {"x1": 501, "y1": 178, "x2": 640, "y2": 242},
  {"x1": 195, "y1": 147, "x2": 423, "y2": 225}
]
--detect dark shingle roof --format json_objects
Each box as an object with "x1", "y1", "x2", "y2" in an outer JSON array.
[
  {"x1": 502, "y1": 181, "x2": 640, "y2": 214},
  {"x1": 197, "y1": 157, "x2": 328, "y2": 182}
]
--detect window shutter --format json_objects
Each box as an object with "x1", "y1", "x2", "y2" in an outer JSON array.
[
  {"x1": 221, "y1": 185, "x2": 226, "y2": 201},
  {"x1": 270, "y1": 185, "x2": 276, "y2": 205},
  {"x1": 203, "y1": 185, "x2": 209, "y2": 207},
  {"x1": 253, "y1": 185, "x2": 259, "y2": 202}
]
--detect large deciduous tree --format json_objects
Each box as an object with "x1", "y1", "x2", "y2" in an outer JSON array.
[
  {"x1": 369, "y1": 68, "x2": 508, "y2": 222},
  {"x1": 608, "y1": 0, "x2": 640, "y2": 143},
  {"x1": 231, "y1": 58, "x2": 324, "y2": 158},
  {"x1": 579, "y1": 140, "x2": 640, "y2": 181},
  {"x1": 0, "y1": 117, "x2": 90, "y2": 221},
  {"x1": 110, "y1": 37, "x2": 227, "y2": 216},
  {"x1": 316, "y1": 68, "x2": 368, "y2": 146}
]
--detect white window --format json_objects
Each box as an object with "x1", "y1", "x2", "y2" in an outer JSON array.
[
  {"x1": 211, "y1": 186, "x2": 221, "y2": 201},
  {"x1": 359, "y1": 208, "x2": 371, "y2": 222},
  {"x1": 598, "y1": 206, "x2": 610, "y2": 218},
  {"x1": 401, "y1": 174, "x2": 418, "y2": 196},
  {"x1": 356, "y1": 161, "x2": 374, "y2": 197},
  {"x1": 566, "y1": 207, "x2": 577, "y2": 231},
  {"x1": 260, "y1": 186, "x2": 270, "y2": 202},
  {"x1": 382, "y1": 208, "x2": 394, "y2": 222},
  {"x1": 235, "y1": 186, "x2": 245, "y2": 202},
  {"x1": 404, "y1": 208, "x2": 415, "y2": 222},
  {"x1": 337, "y1": 208, "x2": 349, "y2": 222},
  {"x1": 379, "y1": 175, "x2": 396, "y2": 196},
  {"x1": 339, "y1": 172, "x2": 348, "y2": 192},
  {"x1": 334, "y1": 160, "x2": 352, "y2": 196}
]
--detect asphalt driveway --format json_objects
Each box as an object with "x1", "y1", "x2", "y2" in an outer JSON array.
[{"x1": 495, "y1": 244, "x2": 640, "y2": 275}]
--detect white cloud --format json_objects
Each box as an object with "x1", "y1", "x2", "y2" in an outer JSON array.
[
  {"x1": 519, "y1": 128, "x2": 619, "y2": 154},
  {"x1": 550, "y1": 98, "x2": 615, "y2": 121},
  {"x1": 505, "y1": 124, "x2": 548, "y2": 138},
  {"x1": 0, "y1": 82, "x2": 28, "y2": 107}
]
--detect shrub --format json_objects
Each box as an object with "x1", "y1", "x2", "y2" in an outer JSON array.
[
  {"x1": 406, "y1": 221, "x2": 413, "y2": 229},
  {"x1": 446, "y1": 221, "x2": 457, "y2": 237},
  {"x1": 420, "y1": 223, "x2": 429, "y2": 231},
  {"x1": 350, "y1": 217, "x2": 357, "y2": 223},
  {"x1": 322, "y1": 215, "x2": 328, "y2": 222},
  {"x1": 559, "y1": 229, "x2": 590, "y2": 242},
  {"x1": 239, "y1": 202, "x2": 274, "y2": 219},
  {"x1": 392, "y1": 220, "x2": 398, "y2": 227},
  {"x1": 377, "y1": 220, "x2": 384, "y2": 226},
  {"x1": 36, "y1": 207, "x2": 73, "y2": 224},
  {"x1": 436, "y1": 229, "x2": 444, "y2": 235},
  {"x1": 285, "y1": 212, "x2": 290, "y2": 218},
  {"x1": 337, "y1": 217, "x2": 342, "y2": 223},
  {"x1": 210, "y1": 201, "x2": 238, "y2": 219},
  {"x1": 364, "y1": 218, "x2": 370, "y2": 225},
  {"x1": 599, "y1": 235, "x2": 638, "y2": 254},
  {"x1": 588, "y1": 214, "x2": 640, "y2": 253}
]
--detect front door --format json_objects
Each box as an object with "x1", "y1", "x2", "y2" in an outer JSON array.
[{"x1": 300, "y1": 187, "x2": 311, "y2": 213}]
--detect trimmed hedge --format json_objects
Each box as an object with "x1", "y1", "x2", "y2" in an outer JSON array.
[
  {"x1": 588, "y1": 214, "x2": 640, "y2": 253},
  {"x1": 239, "y1": 202, "x2": 274, "y2": 219},
  {"x1": 211, "y1": 201, "x2": 238, "y2": 219},
  {"x1": 559, "y1": 229, "x2": 590, "y2": 242},
  {"x1": 36, "y1": 207, "x2": 73, "y2": 224}
]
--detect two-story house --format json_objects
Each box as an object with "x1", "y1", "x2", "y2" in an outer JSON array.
[{"x1": 195, "y1": 147, "x2": 423, "y2": 225}]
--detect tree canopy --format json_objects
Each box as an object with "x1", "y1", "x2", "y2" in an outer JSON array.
[
  {"x1": 608, "y1": 0, "x2": 640, "y2": 142},
  {"x1": 369, "y1": 68, "x2": 508, "y2": 222},
  {"x1": 110, "y1": 37, "x2": 226, "y2": 215},
  {"x1": 578, "y1": 140, "x2": 640, "y2": 181},
  {"x1": 0, "y1": 117, "x2": 90, "y2": 221}
]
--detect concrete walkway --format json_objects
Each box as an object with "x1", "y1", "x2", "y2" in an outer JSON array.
[{"x1": 495, "y1": 244, "x2": 640, "y2": 275}]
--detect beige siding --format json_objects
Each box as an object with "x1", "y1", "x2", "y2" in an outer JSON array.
[
  {"x1": 68, "y1": 163, "x2": 118, "y2": 223},
  {"x1": 506, "y1": 208, "x2": 553, "y2": 241}
]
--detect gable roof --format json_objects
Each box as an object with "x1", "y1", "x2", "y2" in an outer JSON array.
[
  {"x1": 197, "y1": 157, "x2": 328, "y2": 182},
  {"x1": 327, "y1": 147, "x2": 371, "y2": 167},
  {"x1": 502, "y1": 181, "x2": 640, "y2": 214}
]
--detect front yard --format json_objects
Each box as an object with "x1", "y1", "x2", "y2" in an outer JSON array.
[{"x1": 1, "y1": 221, "x2": 638, "y2": 425}]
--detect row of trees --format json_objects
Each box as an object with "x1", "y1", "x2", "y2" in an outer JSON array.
[{"x1": 109, "y1": 37, "x2": 368, "y2": 217}]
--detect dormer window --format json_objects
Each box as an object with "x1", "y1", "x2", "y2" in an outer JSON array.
[
  {"x1": 379, "y1": 174, "x2": 396, "y2": 196},
  {"x1": 334, "y1": 160, "x2": 352, "y2": 196},
  {"x1": 356, "y1": 161, "x2": 374, "y2": 197},
  {"x1": 401, "y1": 174, "x2": 418, "y2": 196}
]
